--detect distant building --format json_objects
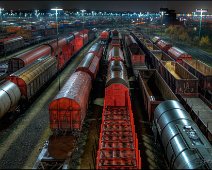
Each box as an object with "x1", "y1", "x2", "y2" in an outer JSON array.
[{"x1": 160, "y1": 8, "x2": 178, "y2": 25}]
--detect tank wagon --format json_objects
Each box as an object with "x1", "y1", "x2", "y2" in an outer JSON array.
[{"x1": 153, "y1": 100, "x2": 212, "y2": 169}]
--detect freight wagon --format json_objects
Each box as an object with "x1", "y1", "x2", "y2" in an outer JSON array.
[
  {"x1": 156, "y1": 40, "x2": 172, "y2": 53},
  {"x1": 151, "y1": 36, "x2": 161, "y2": 44},
  {"x1": 0, "y1": 36, "x2": 25, "y2": 54},
  {"x1": 96, "y1": 60, "x2": 141, "y2": 169},
  {"x1": 178, "y1": 93, "x2": 212, "y2": 142},
  {"x1": 125, "y1": 35, "x2": 147, "y2": 77},
  {"x1": 138, "y1": 69, "x2": 178, "y2": 121},
  {"x1": 181, "y1": 59, "x2": 212, "y2": 91},
  {"x1": 159, "y1": 61, "x2": 198, "y2": 94},
  {"x1": 167, "y1": 46, "x2": 192, "y2": 63},
  {"x1": 49, "y1": 42, "x2": 102, "y2": 132},
  {"x1": 149, "y1": 50, "x2": 174, "y2": 70},
  {"x1": 153, "y1": 100, "x2": 212, "y2": 169}
]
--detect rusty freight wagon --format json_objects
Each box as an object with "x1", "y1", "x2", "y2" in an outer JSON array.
[
  {"x1": 125, "y1": 35, "x2": 146, "y2": 76},
  {"x1": 149, "y1": 50, "x2": 174, "y2": 70},
  {"x1": 138, "y1": 69, "x2": 178, "y2": 121},
  {"x1": 167, "y1": 47, "x2": 192, "y2": 63},
  {"x1": 156, "y1": 40, "x2": 172, "y2": 53},
  {"x1": 160, "y1": 61, "x2": 198, "y2": 94},
  {"x1": 182, "y1": 59, "x2": 212, "y2": 91}
]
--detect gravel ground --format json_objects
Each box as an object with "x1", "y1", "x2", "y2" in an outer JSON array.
[{"x1": 0, "y1": 40, "x2": 97, "y2": 169}]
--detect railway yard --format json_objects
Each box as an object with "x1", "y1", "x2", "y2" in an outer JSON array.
[{"x1": 0, "y1": 25, "x2": 212, "y2": 170}]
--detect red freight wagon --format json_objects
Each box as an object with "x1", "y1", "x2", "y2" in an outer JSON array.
[
  {"x1": 96, "y1": 60, "x2": 141, "y2": 169},
  {"x1": 105, "y1": 61, "x2": 129, "y2": 106},
  {"x1": 76, "y1": 53, "x2": 100, "y2": 80},
  {"x1": 74, "y1": 33, "x2": 84, "y2": 52},
  {"x1": 8, "y1": 45, "x2": 51, "y2": 73},
  {"x1": 156, "y1": 40, "x2": 172, "y2": 52},
  {"x1": 49, "y1": 71, "x2": 92, "y2": 131},
  {"x1": 0, "y1": 36, "x2": 24, "y2": 54},
  {"x1": 125, "y1": 35, "x2": 145, "y2": 66},
  {"x1": 108, "y1": 47, "x2": 124, "y2": 62},
  {"x1": 49, "y1": 38, "x2": 68, "y2": 69},
  {"x1": 8, "y1": 56, "x2": 57, "y2": 100},
  {"x1": 81, "y1": 33, "x2": 88, "y2": 45},
  {"x1": 100, "y1": 31, "x2": 109, "y2": 41},
  {"x1": 168, "y1": 47, "x2": 192, "y2": 63}
]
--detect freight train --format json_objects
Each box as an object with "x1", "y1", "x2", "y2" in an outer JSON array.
[
  {"x1": 0, "y1": 28, "x2": 57, "y2": 55},
  {"x1": 0, "y1": 29, "x2": 96, "y2": 120},
  {"x1": 96, "y1": 31, "x2": 142, "y2": 169},
  {"x1": 124, "y1": 29, "x2": 212, "y2": 169},
  {"x1": 8, "y1": 29, "x2": 95, "y2": 73},
  {"x1": 33, "y1": 41, "x2": 104, "y2": 169}
]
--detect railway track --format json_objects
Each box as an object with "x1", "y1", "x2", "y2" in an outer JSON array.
[{"x1": 0, "y1": 39, "x2": 98, "y2": 169}]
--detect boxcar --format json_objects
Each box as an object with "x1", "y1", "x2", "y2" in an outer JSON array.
[
  {"x1": 49, "y1": 71, "x2": 92, "y2": 131},
  {"x1": 8, "y1": 56, "x2": 57, "y2": 100}
]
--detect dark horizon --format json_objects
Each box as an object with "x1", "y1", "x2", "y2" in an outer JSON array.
[{"x1": 0, "y1": 1, "x2": 212, "y2": 13}]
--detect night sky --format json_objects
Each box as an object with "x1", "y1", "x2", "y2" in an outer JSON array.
[{"x1": 0, "y1": 1, "x2": 212, "y2": 13}]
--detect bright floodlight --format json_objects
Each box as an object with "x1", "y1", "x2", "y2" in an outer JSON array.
[
  {"x1": 80, "y1": 9, "x2": 86, "y2": 13},
  {"x1": 51, "y1": 8, "x2": 63, "y2": 11}
]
